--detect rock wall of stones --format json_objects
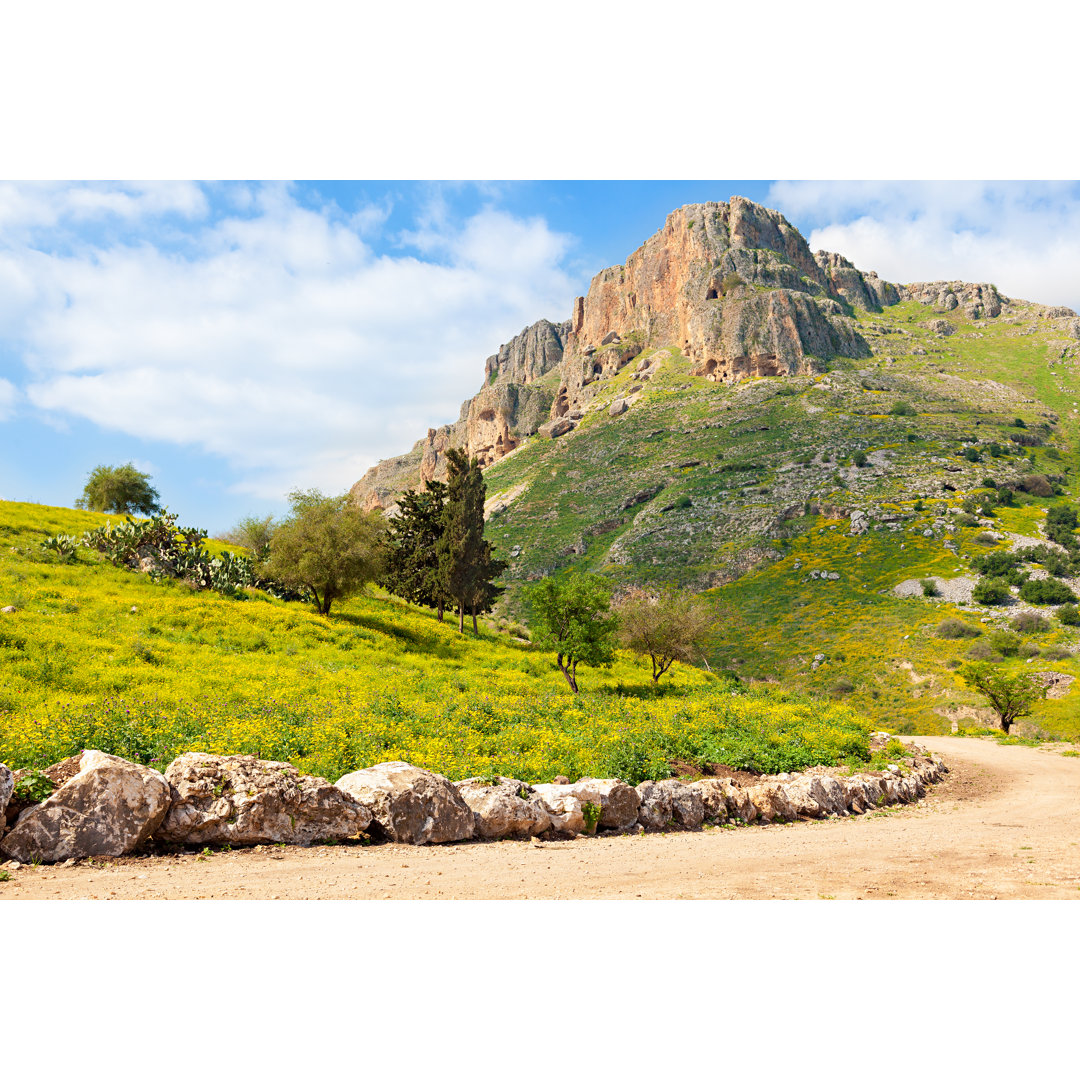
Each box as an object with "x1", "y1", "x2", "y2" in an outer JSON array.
[{"x1": 0, "y1": 745, "x2": 948, "y2": 865}]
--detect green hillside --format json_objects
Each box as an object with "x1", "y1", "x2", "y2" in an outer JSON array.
[
  {"x1": 480, "y1": 297, "x2": 1080, "y2": 738},
  {"x1": 0, "y1": 500, "x2": 875, "y2": 784}
]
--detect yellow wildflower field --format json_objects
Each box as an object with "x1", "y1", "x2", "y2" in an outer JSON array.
[{"x1": 1, "y1": 501, "x2": 871, "y2": 782}]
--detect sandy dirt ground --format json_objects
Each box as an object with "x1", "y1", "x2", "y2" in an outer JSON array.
[{"x1": 3, "y1": 736, "x2": 1079, "y2": 900}]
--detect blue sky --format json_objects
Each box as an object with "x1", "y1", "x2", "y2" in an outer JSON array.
[{"x1": 2, "y1": 180, "x2": 1079, "y2": 535}]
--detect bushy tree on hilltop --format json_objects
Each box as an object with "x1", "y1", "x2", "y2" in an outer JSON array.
[
  {"x1": 218, "y1": 514, "x2": 276, "y2": 562},
  {"x1": 527, "y1": 572, "x2": 618, "y2": 693},
  {"x1": 262, "y1": 490, "x2": 386, "y2": 616},
  {"x1": 76, "y1": 463, "x2": 161, "y2": 515},
  {"x1": 616, "y1": 586, "x2": 715, "y2": 682}
]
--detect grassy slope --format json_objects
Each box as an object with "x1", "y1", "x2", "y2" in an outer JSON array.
[
  {"x1": 479, "y1": 298, "x2": 1080, "y2": 739},
  {"x1": 0, "y1": 500, "x2": 871, "y2": 783}
]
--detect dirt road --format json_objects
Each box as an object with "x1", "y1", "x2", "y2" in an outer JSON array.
[{"x1": 3, "y1": 737, "x2": 1078, "y2": 900}]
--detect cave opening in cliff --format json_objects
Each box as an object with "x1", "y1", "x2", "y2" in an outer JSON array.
[{"x1": 706, "y1": 286, "x2": 718, "y2": 300}]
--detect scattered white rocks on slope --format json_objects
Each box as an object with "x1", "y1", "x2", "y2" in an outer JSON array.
[
  {"x1": 158, "y1": 753, "x2": 371, "y2": 848},
  {"x1": 0, "y1": 751, "x2": 170, "y2": 864},
  {"x1": 336, "y1": 761, "x2": 474, "y2": 845}
]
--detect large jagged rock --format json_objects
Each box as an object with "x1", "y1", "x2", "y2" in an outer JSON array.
[
  {"x1": 547, "y1": 778, "x2": 640, "y2": 830},
  {"x1": 454, "y1": 776, "x2": 552, "y2": 839},
  {"x1": 336, "y1": 761, "x2": 474, "y2": 845},
  {"x1": 745, "y1": 782, "x2": 796, "y2": 824},
  {"x1": 635, "y1": 779, "x2": 705, "y2": 831},
  {"x1": 158, "y1": 753, "x2": 370, "y2": 848},
  {"x1": 529, "y1": 785, "x2": 587, "y2": 833},
  {"x1": 815, "y1": 251, "x2": 901, "y2": 311},
  {"x1": 0, "y1": 763, "x2": 13, "y2": 837},
  {"x1": 0, "y1": 751, "x2": 170, "y2": 863}
]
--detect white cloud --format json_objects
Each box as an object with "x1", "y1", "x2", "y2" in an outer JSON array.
[
  {"x1": 768, "y1": 181, "x2": 1080, "y2": 312},
  {"x1": 0, "y1": 377, "x2": 17, "y2": 420},
  {"x1": 1, "y1": 183, "x2": 580, "y2": 499}
]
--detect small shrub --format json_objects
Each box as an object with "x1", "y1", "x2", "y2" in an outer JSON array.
[
  {"x1": 1056, "y1": 603, "x2": 1080, "y2": 627},
  {"x1": 1019, "y1": 578, "x2": 1077, "y2": 605},
  {"x1": 956, "y1": 513, "x2": 979, "y2": 527},
  {"x1": 974, "y1": 532, "x2": 998, "y2": 547},
  {"x1": 890, "y1": 402, "x2": 917, "y2": 416},
  {"x1": 946, "y1": 658, "x2": 962, "y2": 669},
  {"x1": 913, "y1": 499, "x2": 924, "y2": 511},
  {"x1": 988, "y1": 630, "x2": 1021, "y2": 657},
  {"x1": 972, "y1": 579, "x2": 1011, "y2": 605},
  {"x1": 1041, "y1": 645, "x2": 1072, "y2": 661},
  {"x1": 1013, "y1": 418, "x2": 1026, "y2": 428},
  {"x1": 920, "y1": 579, "x2": 940, "y2": 597},
  {"x1": 966, "y1": 641, "x2": 996, "y2": 661},
  {"x1": 852, "y1": 450, "x2": 868, "y2": 468},
  {"x1": 1017, "y1": 642, "x2": 1041, "y2": 658},
  {"x1": 963, "y1": 447, "x2": 982, "y2": 463},
  {"x1": 936, "y1": 618, "x2": 982, "y2": 639},
  {"x1": 830, "y1": 677, "x2": 855, "y2": 694},
  {"x1": 1011, "y1": 611, "x2": 1050, "y2": 634}
]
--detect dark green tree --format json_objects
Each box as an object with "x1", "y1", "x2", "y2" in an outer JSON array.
[
  {"x1": 76, "y1": 463, "x2": 161, "y2": 515},
  {"x1": 960, "y1": 662, "x2": 1046, "y2": 733},
  {"x1": 262, "y1": 489, "x2": 386, "y2": 615},
  {"x1": 382, "y1": 481, "x2": 451, "y2": 620},
  {"x1": 527, "y1": 572, "x2": 618, "y2": 693},
  {"x1": 436, "y1": 449, "x2": 506, "y2": 634}
]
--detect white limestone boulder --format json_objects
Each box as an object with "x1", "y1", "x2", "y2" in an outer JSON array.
[
  {"x1": 336, "y1": 761, "x2": 474, "y2": 845},
  {"x1": 0, "y1": 750, "x2": 170, "y2": 863},
  {"x1": 158, "y1": 752, "x2": 371, "y2": 848}
]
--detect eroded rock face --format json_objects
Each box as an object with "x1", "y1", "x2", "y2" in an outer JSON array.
[
  {"x1": 455, "y1": 777, "x2": 552, "y2": 839},
  {"x1": 336, "y1": 761, "x2": 474, "y2": 845},
  {"x1": 0, "y1": 751, "x2": 170, "y2": 863},
  {"x1": 904, "y1": 281, "x2": 1004, "y2": 319},
  {"x1": 0, "y1": 763, "x2": 13, "y2": 836},
  {"x1": 158, "y1": 753, "x2": 370, "y2": 848}
]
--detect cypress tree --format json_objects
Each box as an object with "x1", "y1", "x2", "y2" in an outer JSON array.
[
  {"x1": 436, "y1": 449, "x2": 507, "y2": 633},
  {"x1": 382, "y1": 480, "x2": 451, "y2": 620}
]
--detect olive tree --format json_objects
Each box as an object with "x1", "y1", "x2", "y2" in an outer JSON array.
[
  {"x1": 262, "y1": 490, "x2": 386, "y2": 616},
  {"x1": 76, "y1": 463, "x2": 161, "y2": 515},
  {"x1": 527, "y1": 572, "x2": 617, "y2": 693},
  {"x1": 960, "y1": 662, "x2": 1047, "y2": 733},
  {"x1": 616, "y1": 586, "x2": 715, "y2": 682}
]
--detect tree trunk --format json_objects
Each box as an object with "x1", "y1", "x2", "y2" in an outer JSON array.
[
  {"x1": 557, "y1": 654, "x2": 579, "y2": 693},
  {"x1": 437, "y1": 600, "x2": 444, "y2": 622},
  {"x1": 471, "y1": 604, "x2": 478, "y2": 635},
  {"x1": 1000, "y1": 715, "x2": 1013, "y2": 733},
  {"x1": 457, "y1": 603, "x2": 464, "y2": 634}
]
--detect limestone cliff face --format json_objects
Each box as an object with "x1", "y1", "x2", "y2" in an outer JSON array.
[
  {"x1": 351, "y1": 197, "x2": 901, "y2": 509},
  {"x1": 552, "y1": 199, "x2": 892, "y2": 413},
  {"x1": 901, "y1": 281, "x2": 1005, "y2": 319},
  {"x1": 349, "y1": 318, "x2": 568, "y2": 510}
]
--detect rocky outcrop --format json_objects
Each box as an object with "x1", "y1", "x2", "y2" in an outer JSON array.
[
  {"x1": 455, "y1": 776, "x2": 553, "y2": 838},
  {"x1": 903, "y1": 281, "x2": 1005, "y2": 319},
  {"x1": 349, "y1": 197, "x2": 902, "y2": 505},
  {"x1": 551, "y1": 199, "x2": 885, "y2": 417},
  {"x1": 336, "y1": 761, "x2": 475, "y2": 844},
  {"x1": 350, "y1": 319, "x2": 568, "y2": 510},
  {"x1": 157, "y1": 753, "x2": 371, "y2": 848},
  {"x1": 0, "y1": 751, "x2": 170, "y2": 863},
  {"x1": 815, "y1": 251, "x2": 901, "y2": 311}
]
